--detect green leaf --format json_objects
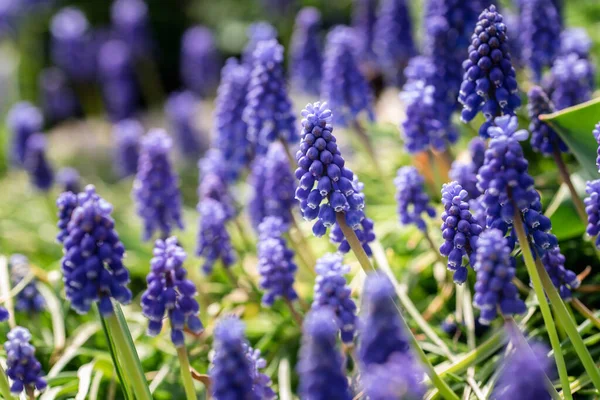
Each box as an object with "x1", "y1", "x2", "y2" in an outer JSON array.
[
  {"x1": 540, "y1": 97, "x2": 600, "y2": 179},
  {"x1": 75, "y1": 361, "x2": 96, "y2": 400}
]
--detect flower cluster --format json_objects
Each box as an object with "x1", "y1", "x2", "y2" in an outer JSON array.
[
  {"x1": 256, "y1": 217, "x2": 298, "y2": 306},
  {"x1": 56, "y1": 191, "x2": 78, "y2": 243},
  {"x1": 39, "y1": 67, "x2": 80, "y2": 124},
  {"x1": 560, "y1": 28, "x2": 592, "y2": 59},
  {"x1": 394, "y1": 166, "x2": 435, "y2": 231},
  {"x1": 527, "y1": 86, "x2": 567, "y2": 155},
  {"x1": 133, "y1": 129, "x2": 184, "y2": 241},
  {"x1": 165, "y1": 90, "x2": 204, "y2": 159},
  {"x1": 289, "y1": 7, "x2": 322, "y2": 95},
  {"x1": 60, "y1": 185, "x2": 132, "y2": 315},
  {"x1": 546, "y1": 53, "x2": 595, "y2": 110},
  {"x1": 111, "y1": 0, "x2": 152, "y2": 58},
  {"x1": 242, "y1": 22, "x2": 277, "y2": 66},
  {"x1": 9, "y1": 255, "x2": 45, "y2": 313},
  {"x1": 198, "y1": 149, "x2": 236, "y2": 219},
  {"x1": 249, "y1": 143, "x2": 296, "y2": 229},
  {"x1": 4, "y1": 327, "x2": 47, "y2": 394},
  {"x1": 521, "y1": 0, "x2": 561, "y2": 81},
  {"x1": 7, "y1": 101, "x2": 43, "y2": 167},
  {"x1": 361, "y1": 352, "x2": 426, "y2": 400},
  {"x1": 245, "y1": 345, "x2": 276, "y2": 400},
  {"x1": 57, "y1": 167, "x2": 81, "y2": 194},
  {"x1": 321, "y1": 26, "x2": 374, "y2": 126},
  {"x1": 439, "y1": 182, "x2": 483, "y2": 284},
  {"x1": 540, "y1": 247, "x2": 580, "y2": 300},
  {"x1": 312, "y1": 253, "x2": 357, "y2": 343},
  {"x1": 352, "y1": 0, "x2": 377, "y2": 66},
  {"x1": 297, "y1": 309, "x2": 351, "y2": 400},
  {"x1": 459, "y1": 5, "x2": 521, "y2": 137},
  {"x1": 213, "y1": 58, "x2": 251, "y2": 181},
  {"x1": 449, "y1": 137, "x2": 486, "y2": 199},
  {"x1": 24, "y1": 134, "x2": 54, "y2": 192},
  {"x1": 180, "y1": 26, "x2": 220, "y2": 97},
  {"x1": 244, "y1": 39, "x2": 297, "y2": 155},
  {"x1": 196, "y1": 198, "x2": 236, "y2": 274},
  {"x1": 141, "y1": 237, "x2": 203, "y2": 346},
  {"x1": 112, "y1": 118, "x2": 142, "y2": 178},
  {"x1": 472, "y1": 229, "x2": 526, "y2": 324}
]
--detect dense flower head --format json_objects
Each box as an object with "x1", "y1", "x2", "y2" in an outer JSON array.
[
  {"x1": 289, "y1": 7, "x2": 322, "y2": 95},
  {"x1": 242, "y1": 21, "x2": 277, "y2": 66},
  {"x1": 527, "y1": 86, "x2": 567, "y2": 155},
  {"x1": 56, "y1": 191, "x2": 78, "y2": 243},
  {"x1": 7, "y1": 101, "x2": 43, "y2": 167},
  {"x1": 112, "y1": 118, "x2": 142, "y2": 178},
  {"x1": 196, "y1": 198, "x2": 236, "y2": 274},
  {"x1": 244, "y1": 39, "x2": 297, "y2": 155},
  {"x1": 39, "y1": 67, "x2": 80, "y2": 124},
  {"x1": 181, "y1": 26, "x2": 220, "y2": 97},
  {"x1": 358, "y1": 273, "x2": 410, "y2": 366},
  {"x1": 493, "y1": 341, "x2": 553, "y2": 399},
  {"x1": 4, "y1": 327, "x2": 47, "y2": 394},
  {"x1": 540, "y1": 247, "x2": 579, "y2": 300},
  {"x1": 256, "y1": 217, "x2": 298, "y2": 306},
  {"x1": 459, "y1": 5, "x2": 521, "y2": 137},
  {"x1": 472, "y1": 229, "x2": 526, "y2": 324},
  {"x1": 439, "y1": 182, "x2": 483, "y2": 284},
  {"x1": 9, "y1": 255, "x2": 45, "y2": 313},
  {"x1": 165, "y1": 90, "x2": 205, "y2": 159},
  {"x1": 361, "y1": 352, "x2": 426, "y2": 400},
  {"x1": 111, "y1": 0, "x2": 152, "y2": 58},
  {"x1": 24, "y1": 134, "x2": 54, "y2": 191},
  {"x1": 321, "y1": 26, "x2": 374, "y2": 127},
  {"x1": 352, "y1": 0, "x2": 377, "y2": 65},
  {"x1": 141, "y1": 237, "x2": 203, "y2": 346},
  {"x1": 133, "y1": 129, "x2": 184, "y2": 241},
  {"x1": 374, "y1": 0, "x2": 416, "y2": 86},
  {"x1": 546, "y1": 53, "x2": 595, "y2": 110},
  {"x1": 60, "y1": 185, "x2": 132, "y2": 315},
  {"x1": 594, "y1": 123, "x2": 600, "y2": 174},
  {"x1": 449, "y1": 137, "x2": 486, "y2": 199},
  {"x1": 585, "y1": 179, "x2": 600, "y2": 247},
  {"x1": 198, "y1": 149, "x2": 236, "y2": 219},
  {"x1": 312, "y1": 253, "x2": 357, "y2": 343},
  {"x1": 249, "y1": 143, "x2": 296, "y2": 229},
  {"x1": 394, "y1": 166, "x2": 435, "y2": 231},
  {"x1": 213, "y1": 58, "x2": 251, "y2": 181},
  {"x1": 210, "y1": 317, "x2": 258, "y2": 400},
  {"x1": 295, "y1": 102, "x2": 368, "y2": 241},
  {"x1": 521, "y1": 0, "x2": 561, "y2": 81},
  {"x1": 57, "y1": 167, "x2": 81, "y2": 194},
  {"x1": 297, "y1": 308, "x2": 351, "y2": 400},
  {"x1": 245, "y1": 345, "x2": 276, "y2": 400},
  {"x1": 560, "y1": 28, "x2": 592, "y2": 59}
]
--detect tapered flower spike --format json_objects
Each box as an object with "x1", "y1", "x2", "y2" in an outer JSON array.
[
  {"x1": 289, "y1": 7, "x2": 323, "y2": 95},
  {"x1": 133, "y1": 129, "x2": 184, "y2": 241},
  {"x1": 527, "y1": 86, "x2": 567, "y2": 155},
  {"x1": 521, "y1": 0, "x2": 561, "y2": 82},
  {"x1": 198, "y1": 149, "x2": 236, "y2": 219},
  {"x1": 297, "y1": 308, "x2": 352, "y2": 400},
  {"x1": 24, "y1": 134, "x2": 54, "y2": 192},
  {"x1": 242, "y1": 21, "x2": 277, "y2": 66},
  {"x1": 352, "y1": 0, "x2": 377, "y2": 67},
  {"x1": 545, "y1": 53, "x2": 595, "y2": 111},
  {"x1": 449, "y1": 137, "x2": 486, "y2": 199},
  {"x1": 56, "y1": 191, "x2": 78, "y2": 243},
  {"x1": 181, "y1": 26, "x2": 220, "y2": 97},
  {"x1": 112, "y1": 118, "x2": 142, "y2": 179},
  {"x1": 585, "y1": 179, "x2": 600, "y2": 249},
  {"x1": 245, "y1": 345, "x2": 276, "y2": 399},
  {"x1": 9, "y1": 255, "x2": 45, "y2": 314},
  {"x1": 196, "y1": 198, "x2": 236, "y2": 274},
  {"x1": 4, "y1": 327, "x2": 47, "y2": 394},
  {"x1": 57, "y1": 167, "x2": 81, "y2": 194},
  {"x1": 7, "y1": 101, "x2": 43, "y2": 167},
  {"x1": 560, "y1": 28, "x2": 592, "y2": 59},
  {"x1": 39, "y1": 67, "x2": 81, "y2": 124},
  {"x1": 594, "y1": 123, "x2": 600, "y2": 174},
  {"x1": 165, "y1": 90, "x2": 205, "y2": 159},
  {"x1": 394, "y1": 166, "x2": 435, "y2": 231},
  {"x1": 111, "y1": 0, "x2": 152, "y2": 58}
]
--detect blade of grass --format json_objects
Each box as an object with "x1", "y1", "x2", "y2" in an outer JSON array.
[{"x1": 97, "y1": 308, "x2": 133, "y2": 400}]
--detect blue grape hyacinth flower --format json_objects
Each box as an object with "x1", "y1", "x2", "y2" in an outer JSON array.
[
  {"x1": 560, "y1": 27, "x2": 592, "y2": 59},
  {"x1": 289, "y1": 7, "x2": 322, "y2": 96},
  {"x1": 196, "y1": 198, "x2": 236, "y2": 274},
  {"x1": 394, "y1": 166, "x2": 435, "y2": 231},
  {"x1": 165, "y1": 90, "x2": 205, "y2": 159},
  {"x1": 9, "y1": 255, "x2": 45, "y2": 314},
  {"x1": 39, "y1": 67, "x2": 81, "y2": 124},
  {"x1": 198, "y1": 149, "x2": 236, "y2": 219},
  {"x1": 361, "y1": 352, "x2": 426, "y2": 400},
  {"x1": 24, "y1": 134, "x2": 54, "y2": 192},
  {"x1": 141, "y1": 237, "x2": 203, "y2": 346},
  {"x1": 181, "y1": 26, "x2": 220, "y2": 97},
  {"x1": 584, "y1": 179, "x2": 600, "y2": 248},
  {"x1": 242, "y1": 21, "x2": 277, "y2": 66},
  {"x1": 521, "y1": 0, "x2": 561, "y2": 82},
  {"x1": 594, "y1": 123, "x2": 600, "y2": 173},
  {"x1": 540, "y1": 247, "x2": 579, "y2": 300},
  {"x1": 7, "y1": 101, "x2": 43, "y2": 167},
  {"x1": 57, "y1": 167, "x2": 81, "y2": 194},
  {"x1": 112, "y1": 118, "x2": 142, "y2": 179},
  {"x1": 449, "y1": 137, "x2": 486, "y2": 199},
  {"x1": 527, "y1": 86, "x2": 567, "y2": 155},
  {"x1": 245, "y1": 345, "x2": 276, "y2": 399},
  {"x1": 352, "y1": 0, "x2": 377, "y2": 68},
  {"x1": 111, "y1": 0, "x2": 152, "y2": 59},
  {"x1": 4, "y1": 327, "x2": 47, "y2": 394},
  {"x1": 56, "y1": 191, "x2": 78, "y2": 243},
  {"x1": 547, "y1": 53, "x2": 595, "y2": 111}
]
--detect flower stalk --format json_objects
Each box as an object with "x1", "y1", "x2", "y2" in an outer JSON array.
[{"x1": 176, "y1": 346, "x2": 197, "y2": 400}]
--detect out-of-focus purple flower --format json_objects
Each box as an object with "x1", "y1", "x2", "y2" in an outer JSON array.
[
  {"x1": 586, "y1": 179, "x2": 600, "y2": 249},
  {"x1": 321, "y1": 26, "x2": 374, "y2": 127},
  {"x1": 56, "y1": 167, "x2": 81, "y2": 193},
  {"x1": 56, "y1": 191, "x2": 78, "y2": 243},
  {"x1": 352, "y1": 0, "x2": 377, "y2": 67},
  {"x1": 24, "y1": 134, "x2": 54, "y2": 192},
  {"x1": 394, "y1": 166, "x2": 435, "y2": 231},
  {"x1": 180, "y1": 26, "x2": 220, "y2": 97},
  {"x1": 4, "y1": 327, "x2": 47, "y2": 394},
  {"x1": 7, "y1": 101, "x2": 43, "y2": 167},
  {"x1": 242, "y1": 22, "x2": 277, "y2": 66},
  {"x1": 256, "y1": 217, "x2": 298, "y2": 306},
  {"x1": 261, "y1": 0, "x2": 295, "y2": 16},
  {"x1": 540, "y1": 247, "x2": 579, "y2": 300},
  {"x1": 133, "y1": 129, "x2": 184, "y2": 241},
  {"x1": 0, "y1": 0, "x2": 20, "y2": 38},
  {"x1": 98, "y1": 39, "x2": 140, "y2": 122},
  {"x1": 112, "y1": 118, "x2": 142, "y2": 178},
  {"x1": 374, "y1": 0, "x2": 416, "y2": 86},
  {"x1": 249, "y1": 143, "x2": 296, "y2": 229},
  {"x1": 449, "y1": 137, "x2": 486, "y2": 199},
  {"x1": 196, "y1": 198, "x2": 236, "y2": 274},
  {"x1": 502, "y1": 9, "x2": 523, "y2": 67},
  {"x1": 244, "y1": 39, "x2": 297, "y2": 155},
  {"x1": 289, "y1": 7, "x2": 322, "y2": 95},
  {"x1": 361, "y1": 353, "x2": 425, "y2": 400},
  {"x1": 297, "y1": 308, "x2": 352, "y2": 400},
  {"x1": 198, "y1": 149, "x2": 236, "y2": 219},
  {"x1": 527, "y1": 86, "x2": 567, "y2": 155},
  {"x1": 521, "y1": 0, "x2": 561, "y2": 82},
  {"x1": 459, "y1": 5, "x2": 521, "y2": 137},
  {"x1": 141, "y1": 237, "x2": 203, "y2": 346},
  {"x1": 594, "y1": 123, "x2": 600, "y2": 174},
  {"x1": 60, "y1": 185, "x2": 132, "y2": 315},
  {"x1": 311, "y1": 253, "x2": 357, "y2": 343},
  {"x1": 245, "y1": 345, "x2": 276, "y2": 400},
  {"x1": 111, "y1": 0, "x2": 152, "y2": 58},
  {"x1": 39, "y1": 67, "x2": 81, "y2": 124},
  {"x1": 213, "y1": 58, "x2": 252, "y2": 181},
  {"x1": 165, "y1": 90, "x2": 205, "y2": 159},
  {"x1": 8, "y1": 255, "x2": 45, "y2": 313},
  {"x1": 546, "y1": 53, "x2": 595, "y2": 110},
  {"x1": 560, "y1": 28, "x2": 592, "y2": 59},
  {"x1": 472, "y1": 229, "x2": 525, "y2": 324}
]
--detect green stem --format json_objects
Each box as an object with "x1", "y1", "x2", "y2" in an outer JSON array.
[
  {"x1": 511, "y1": 211, "x2": 573, "y2": 400},
  {"x1": 437, "y1": 330, "x2": 507, "y2": 377},
  {"x1": 552, "y1": 147, "x2": 587, "y2": 224},
  {"x1": 0, "y1": 364, "x2": 14, "y2": 399},
  {"x1": 571, "y1": 298, "x2": 600, "y2": 331},
  {"x1": 176, "y1": 346, "x2": 197, "y2": 400}
]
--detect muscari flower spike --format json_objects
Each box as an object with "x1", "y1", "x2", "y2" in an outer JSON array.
[
  {"x1": 594, "y1": 123, "x2": 600, "y2": 173},
  {"x1": 249, "y1": 143, "x2": 296, "y2": 229},
  {"x1": 213, "y1": 58, "x2": 251, "y2": 181},
  {"x1": 133, "y1": 129, "x2": 184, "y2": 241},
  {"x1": 245, "y1": 344, "x2": 276, "y2": 400},
  {"x1": 321, "y1": 26, "x2": 374, "y2": 127},
  {"x1": 459, "y1": 5, "x2": 521, "y2": 138},
  {"x1": 181, "y1": 26, "x2": 220, "y2": 97},
  {"x1": 311, "y1": 253, "x2": 357, "y2": 343},
  {"x1": 289, "y1": 7, "x2": 322, "y2": 96},
  {"x1": 361, "y1": 352, "x2": 425, "y2": 400},
  {"x1": 256, "y1": 217, "x2": 298, "y2": 306},
  {"x1": 112, "y1": 118, "x2": 142, "y2": 179},
  {"x1": 7, "y1": 101, "x2": 43, "y2": 167},
  {"x1": 394, "y1": 166, "x2": 435, "y2": 231},
  {"x1": 9, "y1": 255, "x2": 45, "y2": 313},
  {"x1": 4, "y1": 327, "x2": 47, "y2": 394},
  {"x1": 352, "y1": 0, "x2": 377, "y2": 66},
  {"x1": 449, "y1": 137, "x2": 486, "y2": 199},
  {"x1": 165, "y1": 90, "x2": 205, "y2": 159},
  {"x1": 196, "y1": 198, "x2": 236, "y2": 274},
  {"x1": 242, "y1": 21, "x2": 277, "y2": 66},
  {"x1": 584, "y1": 180, "x2": 600, "y2": 248},
  {"x1": 439, "y1": 181, "x2": 483, "y2": 284},
  {"x1": 198, "y1": 149, "x2": 236, "y2": 219},
  {"x1": 141, "y1": 237, "x2": 203, "y2": 346},
  {"x1": 547, "y1": 53, "x2": 595, "y2": 111},
  {"x1": 521, "y1": 0, "x2": 561, "y2": 82},
  {"x1": 111, "y1": 0, "x2": 152, "y2": 58},
  {"x1": 24, "y1": 134, "x2": 54, "y2": 192},
  {"x1": 244, "y1": 39, "x2": 297, "y2": 155},
  {"x1": 57, "y1": 167, "x2": 81, "y2": 194},
  {"x1": 472, "y1": 229, "x2": 526, "y2": 324},
  {"x1": 297, "y1": 308, "x2": 352, "y2": 400},
  {"x1": 560, "y1": 27, "x2": 592, "y2": 59},
  {"x1": 527, "y1": 86, "x2": 567, "y2": 155},
  {"x1": 39, "y1": 67, "x2": 81, "y2": 124},
  {"x1": 56, "y1": 191, "x2": 78, "y2": 243},
  {"x1": 540, "y1": 246, "x2": 579, "y2": 300},
  {"x1": 59, "y1": 185, "x2": 132, "y2": 315}
]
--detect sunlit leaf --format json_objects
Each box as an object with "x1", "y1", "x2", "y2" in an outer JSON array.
[{"x1": 75, "y1": 361, "x2": 96, "y2": 400}]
